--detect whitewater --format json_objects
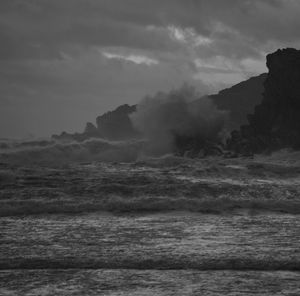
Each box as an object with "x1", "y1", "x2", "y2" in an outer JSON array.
[{"x1": 0, "y1": 141, "x2": 300, "y2": 295}]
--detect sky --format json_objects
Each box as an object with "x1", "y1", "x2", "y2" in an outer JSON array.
[{"x1": 1, "y1": 0, "x2": 300, "y2": 138}]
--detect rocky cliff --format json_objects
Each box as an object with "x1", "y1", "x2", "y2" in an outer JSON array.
[
  {"x1": 96, "y1": 104, "x2": 138, "y2": 140},
  {"x1": 209, "y1": 73, "x2": 267, "y2": 129},
  {"x1": 228, "y1": 48, "x2": 300, "y2": 154},
  {"x1": 53, "y1": 74, "x2": 266, "y2": 142}
]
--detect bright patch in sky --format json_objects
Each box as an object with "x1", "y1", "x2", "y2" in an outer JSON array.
[
  {"x1": 194, "y1": 56, "x2": 239, "y2": 71},
  {"x1": 168, "y1": 26, "x2": 212, "y2": 46},
  {"x1": 102, "y1": 52, "x2": 159, "y2": 66}
]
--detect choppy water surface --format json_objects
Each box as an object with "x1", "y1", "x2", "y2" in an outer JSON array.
[
  {"x1": 0, "y1": 212, "x2": 300, "y2": 295},
  {"x1": 1, "y1": 269, "x2": 300, "y2": 296},
  {"x1": 0, "y1": 156, "x2": 300, "y2": 295}
]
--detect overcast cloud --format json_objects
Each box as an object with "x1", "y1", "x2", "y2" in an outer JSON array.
[{"x1": 0, "y1": 0, "x2": 300, "y2": 138}]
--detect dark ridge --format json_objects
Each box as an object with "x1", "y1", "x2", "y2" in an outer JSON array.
[
  {"x1": 51, "y1": 48, "x2": 300, "y2": 156},
  {"x1": 52, "y1": 104, "x2": 139, "y2": 142},
  {"x1": 228, "y1": 48, "x2": 300, "y2": 155},
  {"x1": 96, "y1": 104, "x2": 139, "y2": 140},
  {"x1": 52, "y1": 75, "x2": 266, "y2": 143},
  {"x1": 209, "y1": 73, "x2": 267, "y2": 129}
]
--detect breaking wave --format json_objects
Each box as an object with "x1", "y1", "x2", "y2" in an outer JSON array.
[
  {"x1": 130, "y1": 85, "x2": 227, "y2": 155},
  {"x1": 0, "y1": 138, "x2": 144, "y2": 165},
  {"x1": 2, "y1": 197, "x2": 300, "y2": 217}
]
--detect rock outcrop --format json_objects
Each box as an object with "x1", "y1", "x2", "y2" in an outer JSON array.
[
  {"x1": 53, "y1": 74, "x2": 267, "y2": 143},
  {"x1": 228, "y1": 48, "x2": 300, "y2": 154},
  {"x1": 209, "y1": 73, "x2": 267, "y2": 129},
  {"x1": 52, "y1": 104, "x2": 139, "y2": 141},
  {"x1": 96, "y1": 104, "x2": 139, "y2": 140},
  {"x1": 84, "y1": 122, "x2": 98, "y2": 135}
]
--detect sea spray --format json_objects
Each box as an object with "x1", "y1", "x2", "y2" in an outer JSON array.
[{"x1": 130, "y1": 85, "x2": 227, "y2": 155}]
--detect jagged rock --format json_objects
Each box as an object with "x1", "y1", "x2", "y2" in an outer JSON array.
[
  {"x1": 208, "y1": 73, "x2": 267, "y2": 129},
  {"x1": 229, "y1": 48, "x2": 300, "y2": 154},
  {"x1": 96, "y1": 104, "x2": 139, "y2": 140},
  {"x1": 53, "y1": 74, "x2": 267, "y2": 144},
  {"x1": 52, "y1": 131, "x2": 74, "y2": 141},
  {"x1": 84, "y1": 122, "x2": 98, "y2": 135},
  {"x1": 204, "y1": 143, "x2": 225, "y2": 157},
  {"x1": 52, "y1": 104, "x2": 139, "y2": 141},
  {"x1": 181, "y1": 141, "x2": 225, "y2": 159}
]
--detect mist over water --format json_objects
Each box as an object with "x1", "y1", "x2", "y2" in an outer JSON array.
[
  {"x1": 0, "y1": 85, "x2": 229, "y2": 164},
  {"x1": 1, "y1": 96, "x2": 300, "y2": 295},
  {"x1": 0, "y1": 138, "x2": 143, "y2": 165},
  {"x1": 130, "y1": 85, "x2": 228, "y2": 155},
  {"x1": 1, "y1": 0, "x2": 300, "y2": 294}
]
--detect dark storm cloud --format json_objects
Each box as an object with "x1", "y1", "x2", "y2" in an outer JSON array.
[
  {"x1": 0, "y1": 0, "x2": 300, "y2": 137},
  {"x1": 1, "y1": 0, "x2": 299, "y2": 60},
  {"x1": 0, "y1": 0, "x2": 181, "y2": 60}
]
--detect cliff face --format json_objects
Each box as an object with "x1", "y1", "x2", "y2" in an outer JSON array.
[
  {"x1": 52, "y1": 75, "x2": 267, "y2": 143},
  {"x1": 250, "y1": 48, "x2": 300, "y2": 136},
  {"x1": 209, "y1": 73, "x2": 267, "y2": 129},
  {"x1": 228, "y1": 48, "x2": 300, "y2": 153}
]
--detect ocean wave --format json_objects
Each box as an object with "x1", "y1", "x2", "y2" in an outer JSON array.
[
  {"x1": 1, "y1": 197, "x2": 300, "y2": 217},
  {"x1": 1, "y1": 156, "x2": 300, "y2": 216},
  {"x1": 1, "y1": 257, "x2": 300, "y2": 271},
  {"x1": 0, "y1": 138, "x2": 144, "y2": 165}
]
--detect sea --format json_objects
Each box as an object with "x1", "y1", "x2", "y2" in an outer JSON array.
[{"x1": 0, "y1": 140, "x2": 300, "y2": 295}]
